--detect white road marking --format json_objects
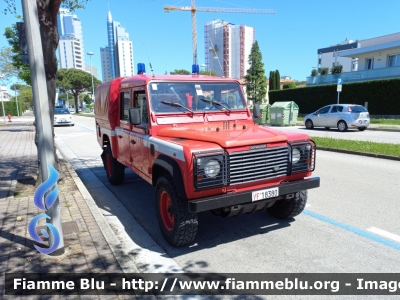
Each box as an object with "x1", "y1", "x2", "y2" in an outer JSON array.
[{"x1": 367, "y1": 227, "x2": 400, "y2": 243}]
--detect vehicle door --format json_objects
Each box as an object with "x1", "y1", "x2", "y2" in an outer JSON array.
[
  {"x1": 326, "y1": 105, "x2": 343, "y2": 127},
  {"x1": 129, "y1": 89, "x2": 150, "y2": 178},
  {"x1": 115, "y1": 90, "x2": 132, "y2": 164},
  {"x1": 313, "y1": 106, "x2": 331, "y2": 127}
]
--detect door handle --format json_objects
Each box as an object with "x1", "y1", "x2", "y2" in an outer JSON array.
[
  {"x1": 118, "y1": 135, "x2": 122, "y2": 138},
  {"x1": 130, "y1": 140, "x2": 136, "y2": 144}
]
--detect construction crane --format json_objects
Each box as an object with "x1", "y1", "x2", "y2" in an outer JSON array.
[{"x1": 164, "y1": 0, "x2": 275, "y2": 68}]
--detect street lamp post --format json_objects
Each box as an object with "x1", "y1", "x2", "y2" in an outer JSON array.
[
  {"x1": 0, "y1": 74, "x2": 6, "y2": 122},
  {"x1": 15, "y1": 87, "x2": 20, "y2": 117},
  {"x1": 87, "y1": 52, "x2": 95, "y2": 104}
]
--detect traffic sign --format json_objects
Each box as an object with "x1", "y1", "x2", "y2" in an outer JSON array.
[{"x1": 337, "y1": 78, "x2": 342, "y2": 92}]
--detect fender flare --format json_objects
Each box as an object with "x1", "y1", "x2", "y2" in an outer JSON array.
[{"x1": 153, "y1": 155, "x2": 187, "y2": 199}]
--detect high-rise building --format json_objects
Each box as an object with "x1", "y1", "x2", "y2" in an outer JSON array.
[
  {"x1": 204, "y1": 20, "x2": 255, "y2": 79},
  {"x1": 57, "y1": 8, "x2": 85, "y2": 70},
  {"x1": 101, "y1": 11, "x2": 134, "y2": 81}
]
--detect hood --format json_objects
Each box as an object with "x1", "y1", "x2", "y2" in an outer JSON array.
[{"x1": 157, "y1": 123, "x2": 288, "y2": 148}]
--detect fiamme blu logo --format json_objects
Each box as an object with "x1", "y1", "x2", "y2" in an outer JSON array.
[{"x1": 28, "y1": 164, "x2": 61, "y2": 254}]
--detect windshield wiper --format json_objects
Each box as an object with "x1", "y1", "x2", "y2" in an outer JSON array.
[
  {"x1": 200, "y1": 98, "x2": 231, "y2": 112},
  {"x1": 160, "y1": 101, "x2": 194, "y2": 115}
]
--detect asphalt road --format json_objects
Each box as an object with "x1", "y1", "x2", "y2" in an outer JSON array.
[
  {"x1": 55, "y1": 116, "x2": 400, "y2": 275},
  {"x1": 269, "y1": 125, "x2": 400, "y2": 144}
]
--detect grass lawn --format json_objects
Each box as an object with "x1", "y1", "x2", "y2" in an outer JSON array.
[
  {"x1": 370, "y1": 118, "x2": 400, "y2": 125},
  {"x1": 312, "y1": 137, "x2": 400, "y2": 157}
]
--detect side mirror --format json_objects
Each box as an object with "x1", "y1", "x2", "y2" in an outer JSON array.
[
  {"x1": 129, "y1": 108, "x2": 141, "y2": 125},
  {"x1": 313, "y1": 112, "x2": 319, "y2": 116}
]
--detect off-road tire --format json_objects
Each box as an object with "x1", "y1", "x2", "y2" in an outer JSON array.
[
  {"x1": 358, "y1": 127, "x2": 367, "y2": 131},
  {"x1": 305, "y1": 119, "x2": 314, "y2": 129},
  {"x1": 156, "y1": 174, "x2": 198, "y2": 246},
  {"x1": 103, "y1": 145, "x2": 125, "y2": 185},
  {"x1": 337, "y1": 120, "x2": 348, "y2": 132},
  {"x1": 267, "y1": 190, "x2": 308, "y2": 219}
]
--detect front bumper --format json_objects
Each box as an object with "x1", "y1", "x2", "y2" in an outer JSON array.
[{"x1": 188, "y1": 177, "x2": 320, "y2": 213}]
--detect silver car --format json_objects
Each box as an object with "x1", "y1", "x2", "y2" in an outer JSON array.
[
  {"x1": 304, "y1": 104, "x2": 369, "y2": 132},
  {"x1": 54, "y1": 108, "x2": 75, "y2": 126}
]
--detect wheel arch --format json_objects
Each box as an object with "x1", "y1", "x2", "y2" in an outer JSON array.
[{"x1": 153, "y1": 155, "x2": 187, "y2": 199}]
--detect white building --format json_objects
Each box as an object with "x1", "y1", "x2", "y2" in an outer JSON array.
[
  {"x1": 57, "y1": 9, "x2": 85, "y2": 71},
  {"x1": 309, "y1": 32, "x2": 400, "y2": 85},
  {"x1": 204, "y1": 20, "x2": 255, "y2": 79}
]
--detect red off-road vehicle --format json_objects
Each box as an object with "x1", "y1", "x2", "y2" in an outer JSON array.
[{"x1": 94, "y1": 70, "x2": 320, "y2": 247}]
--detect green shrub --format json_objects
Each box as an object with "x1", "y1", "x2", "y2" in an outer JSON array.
[
  {"x1": 311, "y1": 69, "x2": 318, "y2": 77},
  {"x1": 0, "y1": 100, "x2": 23, "y2": 116},
  {"x1": 269, "y1": 78, "x2": 400, "y2": 115},
  {"x1": 320, "y1": 68, "x2": 329, "y2": 75},
  {"x1": 331, "y1": 65, "x2": 343, "y2": 74},
  {"x1": 282, "y1": 82, "x2": 297, "y2": 89}
]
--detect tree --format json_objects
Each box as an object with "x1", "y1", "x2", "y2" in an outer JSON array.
[
  {"x1": 3, "y1": 0, "x2": 91, "y2": 180},
  {"x1": 170, "y1": 69, "x2": 191, "y2": 75},
  {"x1": 0, "y1": 47, "x2": 19, "y2": 90},
  {"x1": 10, "y1": 84, "x2": 33, "y2": 110},
  {"x1": 331, "y1": 64, "x2": 343, "y2": 74},
  {"x1": 199, "y1": 70, "x2": 218, "y2": 76},
  {"x1": 56, "y1": 68, "x2": 101, "y2": 113},
  {"x1": 268, "y1": 71, "x2": 274, "y2": 91},
  {"x1": 4, "y1": 25, "x2": 31, "y2": 85},
  {"x1": 244, "y1": 41, "x2": 267, "y2": 103},
  {"x1": 275, "y1": 69, "x2": 281, "y2": 91},
  {"x1": 311, "y1": 69, "x2": 318, "y2": 77},
  {"x1": 282, "y1": 82, "x2": 297, "y2": 89}
]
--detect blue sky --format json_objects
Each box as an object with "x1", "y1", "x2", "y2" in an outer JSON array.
[{"x1": 1, "y1": 0, "x2": 399, "y2": 85}]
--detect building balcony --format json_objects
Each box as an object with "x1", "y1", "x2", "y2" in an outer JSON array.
[{"x1": 306, "y1": 66, "x2": 400, "y2": 86}]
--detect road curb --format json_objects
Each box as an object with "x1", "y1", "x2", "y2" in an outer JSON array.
[
  {"x1": 317, "y1": 146, "x2": 400, "y2": 161},
  {"x1": 54, "y1": 148, "x2": 140, "y2": 274}
]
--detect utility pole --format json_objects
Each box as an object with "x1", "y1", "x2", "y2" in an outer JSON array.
[
  {"x1": 21, "y1": 0, "x2": 64, "y2": 255},
  {"x1": 0, "y1": 75, "x2": 6, "y2": 122}
]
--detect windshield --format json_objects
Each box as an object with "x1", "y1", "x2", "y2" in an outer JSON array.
[
  {"x1": 149, "y1": 82, "x2": 246, "y2": 113},
  {"x1": 349, "y1": 106, "x2": 368, "y2": 113},
  {"x1": 55, "y1": 108, "x2": 70, "y2": 114}
]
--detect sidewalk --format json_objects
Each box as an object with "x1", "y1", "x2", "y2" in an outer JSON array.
[{"x1": 0, "y1": 117, "x2": 138, "y2": 299}]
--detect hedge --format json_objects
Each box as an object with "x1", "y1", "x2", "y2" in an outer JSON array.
[
  {"x1": 269, "y1": 78, "x2": 400, "y2": 115},
  {"x1": 0, "y1": 100, "x2": 23, "y2": 116}
]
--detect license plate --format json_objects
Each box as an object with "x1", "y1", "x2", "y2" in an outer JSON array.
[{"x1": 252, "y1": 187, "x2": 279, "y2": 202}]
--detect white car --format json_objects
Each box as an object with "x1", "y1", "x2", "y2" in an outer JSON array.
[
  {"x1": 54, "y1": 108, "x2": 75, "y2": 126},
  {"x1": 304, "y1": 104, "x2": 369, "y2": 132}
]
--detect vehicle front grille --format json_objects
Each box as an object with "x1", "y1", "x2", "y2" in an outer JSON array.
[{"x1": 227, "y1": 146, "x2": 289, "y2": 185}]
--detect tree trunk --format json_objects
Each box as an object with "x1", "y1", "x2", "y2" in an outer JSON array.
[
  {"x1": 74, "y1": 93, "x2": 79, "y2": 114},
  {"x1": 34, "y1": 0, "x2": 62, "y2": 186}
]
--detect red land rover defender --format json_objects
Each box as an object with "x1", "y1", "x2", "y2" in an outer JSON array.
[{"x1": 94, "y1": 67, "x2": 320, "y2": 247}]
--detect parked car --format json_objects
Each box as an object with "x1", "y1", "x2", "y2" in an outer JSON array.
[
  {"x1": 54, "y1": 108, "x2": 75, "y2": 126},
  {"x1": 304, "y1": 104, "x2": 369, "y2": 132}
]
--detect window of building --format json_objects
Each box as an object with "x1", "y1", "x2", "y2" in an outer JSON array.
[
  {"x1": 366, "y1": 58, "x2": 374, "y2": 70},
  {"x1": 120, "y1": 91, "x2": 131, "y2": 120},
  {"x1": 387, "y1": 54, "x2": 400, "y2": 67}
]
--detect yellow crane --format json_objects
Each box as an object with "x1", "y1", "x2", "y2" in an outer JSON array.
[{"x1": 164, "y1": 0, "x2": 276, "y2": 67}]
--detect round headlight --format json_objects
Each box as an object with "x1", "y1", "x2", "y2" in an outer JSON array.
[
  {"x1": 292, "y1": 148, "x2": 301, "y2": 164},
  {"x1": 204, "y1": 159, "x2": 220, "y2": 178}
]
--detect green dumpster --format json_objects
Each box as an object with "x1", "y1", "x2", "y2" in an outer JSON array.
[
  {"x1": 251, "y1": 103, "x2": 271, "y2": 125},
  {"x1": 270, "y1": 101, "x2": 299, "y2": 126}
]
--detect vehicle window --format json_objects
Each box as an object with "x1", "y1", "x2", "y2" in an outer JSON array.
[
  {"x1": 349, "y1": 106, "x2": 368, "y2": 113},
  {"x1": 318, "y1": 106, "x2": 330, "y2": 114},
  {"x1": 134, "y1": 91, "x2": 148, "y2": 124},
  {"x1": 331, "y1": 106, "x2": 343, "y2": 113},
  {"x1": 149, "y1": 82, "x2": 246, "y2": 113},
  {"x1": 54, "y1": 108, "x2": 70, "y2": 114},
  {"x1": 120, "y1": 91, "x2": 131, "y2": 120}
]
